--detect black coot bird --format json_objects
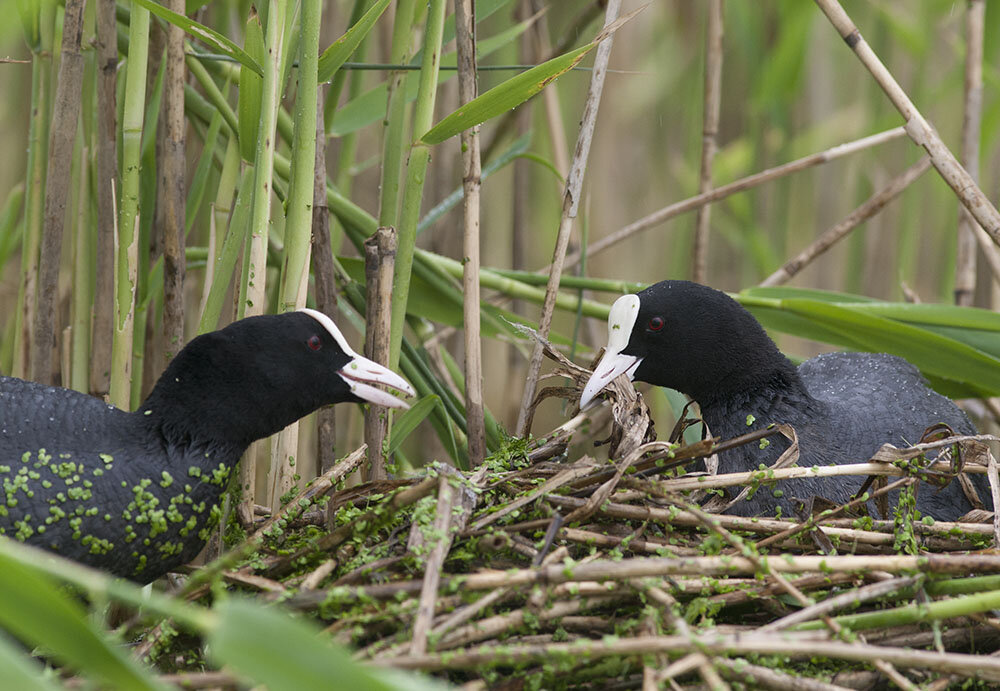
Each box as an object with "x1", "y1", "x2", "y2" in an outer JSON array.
[
  {"x1": 0, "y1": 309, "x2": 413, "y2": 582},
  {"x1": 580, "y1": 280, "x2": 987, "y2": 520}
]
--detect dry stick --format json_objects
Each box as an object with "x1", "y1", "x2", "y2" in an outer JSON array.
[
  {"x1": 633, "y1": 580, "x2": 728, "y2": 691},
  {"x1": 760, "y1": 157, "x2": 931, "y2": 286},
  {"x1": 32, "y1": 0, "x2": 86, "y2": 385},
  {"x1": 712, "y1": 659, "x2": 854, "y2": 691},
  {"x1": 954, "y1": 0, "x2": 985, "y2": 305},
  {"x1": 691, "y1": 0, "x2": 723, "y2": 285},
  {"x1": 549, "y1": 494, "x2": 982, "y2": 549},
  {"x1": 988, "y1": 452, "x2": 1000, "y2": 549},
  {"x1": 312, "y1": 92, "x2": 338, "y2": 478},
  {"x1": 659, "y1": 501, "x2": 916, "y2": 690},
  {"x1": 515, "y1": 0, "x2": 622, "y2": 436},
  {"x1": 813, "y1": 0, "x2": 1000, "y2": 244},
  {"x1": 92, "y1": 0, "x2": 118, "y2": 397},
  {"x1": 159, "y1": 0, "x2": 186, "y2": 367},
  {"x1": 410, "y1": 473, "x2": 456, "y2": 655},
  {"x1": 560, "y1": 126, "x2": 905, "y2": 271},
  {"x1": 363, "y1": 227, "x2": 396, "y2": 481},
  {"x1": 760, "y1": 575, "x2": 921, "y2": 633},
  {"x1": 454, "y1": 0, "x2": 486, "y2": 466},
  {"x1": 377, "y1": 634, "x2": 1000, "y2": 679}
]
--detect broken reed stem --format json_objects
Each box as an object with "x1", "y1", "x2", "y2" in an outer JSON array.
[
  {"x1": 410, "y1": 473, "x2": 456, "y2": 655},
  {"x1": 954, "y1": 0, "x2": 985, "y2": 305},
  {"x1": 375, "y1": 634, "x2": 1000, "y2": 680},
  {"x1": 691, "y1": 0, "x2": 723, "y2": 285},
  {"x1": 760, "y1": 156, "x2": 931, "y2": 286},
  {"x1": 560, "y1": 126, "x2": 906, "y2": 270},
  {"x1": 988, "y1": 452, "x2": 1000, "y2": 549},
  {"x1": 32, "y1": 0, "x2": 86, "y2": 385},
  {"x1": 454, "y1": 0, "x2": 486, "y2": 467},
  {"x1": 363, "y1": 227, "x2": 396, "y2": 481},
  {"x1": 813, "y1": 0, "x2": 1000, "y2": 244},
  {"x1": 516, "y1": 0, "x2": 622, "y2": 436}
]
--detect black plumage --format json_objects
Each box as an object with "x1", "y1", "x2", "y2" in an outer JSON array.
[
  {"x1": 581, "y1": 280, "x2": 987, "y2": 520},
  {"x1": 0, "y1": 310, "x2": 413, "y2": 582}
]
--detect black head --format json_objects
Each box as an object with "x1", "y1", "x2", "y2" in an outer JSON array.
[
  {"x1": 141, "y1": 310, "x2": 413, "y2": 447},
  {"x1": 581, "y1": 280, "x2": 797, "y2": 407}
]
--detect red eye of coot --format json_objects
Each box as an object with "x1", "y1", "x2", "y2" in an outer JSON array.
[
  {"x1": 307, "y1": 335, "x2": 322, "y2": 351},
  {"x1": 648, "y1": 317, "x2": 664, "y2": 331}
]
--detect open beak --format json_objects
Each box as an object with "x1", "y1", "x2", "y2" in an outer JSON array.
[
  {"x1": 298, "y1": 307, "x2": 416, "y2": 410},
  {"x1": 338, "y1": 354, "x2": 416, "y2": 410},
  {"x1": 580, "y1": 294, "x2": 642, "y2": 410}
]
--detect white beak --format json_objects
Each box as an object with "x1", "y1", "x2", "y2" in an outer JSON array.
[
  {"x1": 299, "y1": 307, "x2": 416, "y2": 410},
  {"x1": 338, "y1": 353, "x2": 416, "y2": 410},
  {"x1": 580, "y1": 294, "x2": 643, "y2": 410}
]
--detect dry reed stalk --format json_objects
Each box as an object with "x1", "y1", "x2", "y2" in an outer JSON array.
[
  {"x1": 454, "y1": 0, "x2": 486, "y2": 467},
  {"x1": 363, "y1": 227, "x2": 396, "y2": 481},
  {"x1": 691, "y1": 0, "x2": 723, "y2": 285},
  {"x1": 760, "y1": 575, "x2": 921, "y2": 633},
  {"x1": 813, "y1": 0, "x2": 1000, "y2": 243},
  {"x1": 955, "y1": 0, "x2": 985, "y2": 305},
  {"x1": 92, "y1": 0, "x2": 118, "y2": 397},
  {"x1": 515, "y1": 0, "x2": 623, "y2": 436},
  {"x1": 760, "y1": 157, "x2": 931, "y2": 286},
  {"x1": 159, "y1": 0, "x2": 186, "y2": 367},
  {"x1": 560, "y1": 127, "x2": 906, "y2": 270},
  {"x1": 32, "y1": 0, "x2": 86, "y2": 385},
  {"x1": 375, "y1": 634, "x2": 1000, "y2": 679},
  {"x1": 311, "y1": 93, "x2": 338, "y2": 477},
  {"x1": 546, "y1": 495, "x2": 982, "y2": 550},
  {"x1": 410, "y1": 473, "x2": 456, "y2": 655}
]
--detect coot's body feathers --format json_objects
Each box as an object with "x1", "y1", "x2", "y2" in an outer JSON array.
[
  {"x1": 582, "y1": 280, "x2": 987, "y2": 521},
  {"x1": 0, "y1": 311, "x2": 413, "y2": 581}
]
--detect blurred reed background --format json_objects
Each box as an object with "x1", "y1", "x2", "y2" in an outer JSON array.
[{"x1": 0, "y1": 0, "x2": 996, "y2": 493}]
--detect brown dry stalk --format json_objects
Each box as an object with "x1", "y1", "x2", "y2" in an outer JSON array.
[
  {"x1": 454, "y1": 0, "x2": 486, "y2": 467},
  {"x1": 813, "y1": 0, "x2": 1000, "y2": 244},
  {"x1": 159, "y1": 0, "x2": 186, "y2": 367},
  {"x1": 91, "y1": 0, "x2": 119, "y2": 397},
  {"x1": 410, "y1": 473, "x2": 456, "y2": 655},
  {"x1": 560, "y1": 126, "x2": 905, "y2": 270},
  {"x1": 691, "y1": 0, "x2": 723, "y2": 285},
  {"x1": 955, "y1": 0, "x2": 986, "y2": 304},
  {"x1": 312, "y1": 91, "x2": 338, "y2": 476},
  {"x1": 515, "y1": 0, "x2": 624, "y2": 436},
  {"x1": 760, "y1": 157, "x2": 931, "y2": 286},
  {"x1": 32, "y1": 0, "x2": 86, "y2": 385},
  {"x1": 375, "y1": 634, "x2": 1000, "y2": 680},
  {"x1": 363, "y1": 227, "x2": 396, "y2": 481},
  {"x1": 546, "y1": 495, "x2": 983, "y2": 550}
]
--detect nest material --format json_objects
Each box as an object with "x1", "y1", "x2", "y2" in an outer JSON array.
[{"x1": 144, "y1": 339, "x2": 1000, "y2": 690}]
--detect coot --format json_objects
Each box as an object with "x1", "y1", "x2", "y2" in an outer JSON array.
[
  {"x1": 581, "y1": 280, "x2": 986, "y2": 520},
  {"x1": 0, "y1": 309, "x2": 413, "y2": 581}
]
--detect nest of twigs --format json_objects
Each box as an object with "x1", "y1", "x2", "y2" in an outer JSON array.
[{"x1": 143, "y1": 339, "x2": 1000, "y2": 690}]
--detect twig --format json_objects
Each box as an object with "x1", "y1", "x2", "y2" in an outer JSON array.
[
  {"x1": 760, "y1": 575, "x2": 921, "y2": 632},
  {"x1": 813, "y1": 0, "x2": 1000, "y2": 244},
  {"x1": 691, "y1": 0, "x2": 723, "y2": 284},
  {"x1": 515, "y1": 0, "x2": 624, "y2": 436},
  {"x1": 559, "y1": 127, "x2": 905, "y2": 270},
  {"x1": 454, "y1": 0, "x2": 486, "y2": 466},
  {"x1": 760, "y1": 157, "x2": 931, "y2": 286}
]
